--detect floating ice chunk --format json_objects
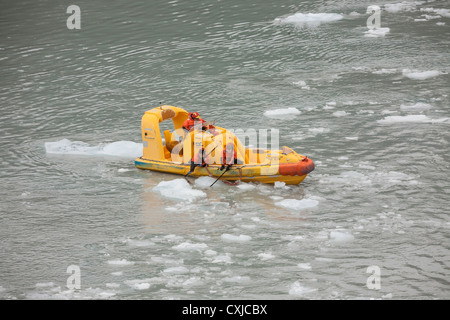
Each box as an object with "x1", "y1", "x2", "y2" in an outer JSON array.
[
  {"x1": 221, "y1": 233, "x2": 252, "y2": 242},
  {"x1": 274, "y1": 181, "x2": 287, "y2": 189},
  {"x1": 162, "y1": 266, "x2": 189, "y2": 274},
  {"x1": 377, "y1": 114, "x2": 449, "y2": 124},
  {"x1": 372, "y1": 68, "x2": 397, "y2": 74},
  {"x1": 400, "y1": 102, "x2": 432, "y2": 111},
  {"x1": 308, "y1": 127, "x2": 330, "y2": 134},
  {"x1": 153, "y1": 179, "x2": 206, "y2": 201},
  {"x1": 292, "y1": 80, "x2": 310, "y2": 90},
  {"x1": 44, "y1": 139, "x2": 143, "y2": 158},
  {"x1": 212, "y1": 254, "x2": 233, "y2": 264},
  {"x1": 125, "y1": 239, "x2": 155, "y2": 247},
  {"x1": 349, "y1": 11, "x2": 362, "y2": 16},
  {"x1": 364, "y1": 27, "x2": 390, "y2": 37},
  {"x1": 275, "y1": 12, "x2": 343, "y2": 27},
  {"x1": 236, "y1": 182, "x2": 256, "y2": 191},
  {"x1": 258, "y1": 252, "x2": 275, "y2": 261},
  {"x1": 402, "y1": 69, "x2": 440, "y2": 80},
  {"x1": 324, "y1": 101, "x2": 337, "y2": 109},
  {"x1": 297, "y1": 263, "x2": 312, "y2": 270},
  {"x1": 288, "y1": 281, "x2": 317, "y2": 296},
  {"x1": 264, "y1": 107, "x2": 301, "y2": 118},
  {"x1": 172, "y1": 242, "x2": 208, "y2": 252},
  {"x1": 332, "y1": 111, "x2": 349, "y2": 117},
  {"x1": 384, "y1": 2, "x2": 422, "y2": 13},
  {"x1": 102, "y1": 141, "x2": 143, "y2": 158},
  {"x1": 127, "y1": 282, "x2": 150, "y2": 290},
  {"x1": 35, "y1": 282, "x2": 55, "y2": 288},
  {"x1": 329, "y1": 230, "x2": 354, "y2": 243},
  {"x1": 194, "y1": 176, "x2": 223, "y2": 188},
  {"x1": 421, "y1": 8, "x2": 450, "y2": 18},
  {"x1": 275, "y1": 198, "x2": 319, "y2": 210},
  {"x1": 386, "y1": 171, "x2": 414, "y2": 184},
  {"x1": 223, "y1": 276, "x2": 251, "y2": 283},
  {"x1": 204, "y1": 249, "x2": 218, "y2": 256},
  {"x1": 107, "y1": 259, "x2": 135, "y2": 266},
  {"x1": 182, "y1": 277, "x2": 204, "y2": 287}
]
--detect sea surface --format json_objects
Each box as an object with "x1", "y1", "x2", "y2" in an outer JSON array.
[{"x1": 1, "y1": 0, "x2": 449, "y2": 300}]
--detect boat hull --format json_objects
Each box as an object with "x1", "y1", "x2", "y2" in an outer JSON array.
[{"x1": 135, "y1": 157, "x2": 313, "y2": 185}]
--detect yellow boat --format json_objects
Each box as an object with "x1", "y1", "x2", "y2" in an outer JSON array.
[{"x1": 134, "y1": 105, "x2": 315, "y2": 185}]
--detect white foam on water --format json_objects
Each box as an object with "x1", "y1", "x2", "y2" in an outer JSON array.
[
  {"x1": 153, "y1": 178, "x2": 206, "y2": 201},
  {"x1": 275, "y1": 12, "x2": 343, "y2": 27},
  {"x1": 364, "y1": 27, "x2": 390, "y2": 37},
  {"x1": 275, "y1": 198, "x2": 319, "y2": 211},
  {"x1": 378, "y1": 114, "x2": 449, "y2": 124},
  {"x1": 402, "y1": 69, "x2": 441, "y2": 80},
  {"x1": 288, "y1": 281, "x2": 317, "y2": 297},
  {"x1": 221, "y1": 233, "x2": 252, "y2": 242},
  {"x1": 263, "y1": 107, "x2": 301, "y2": 118},
  {"x1": 400, "y1": 102, "x2": 432, "y2": 111},
  {"x1": 45, "y1": 139, "x2": 143, "y2": 158}
]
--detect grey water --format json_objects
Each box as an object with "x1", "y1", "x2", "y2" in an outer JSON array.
[{"x1": 1, "y1": 0, "x2": 449, "y2": 299}]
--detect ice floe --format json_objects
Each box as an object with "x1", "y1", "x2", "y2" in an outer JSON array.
[
  {"x1": 172, "y1": 242, "x2": 208, "y2": 252},
  {"x1": 402, "y1": 69, "x2": 441, "y2": 80},
  {"x1": 399, "y1": 102, "x2": 432, "y2": 112},
  {"x1": 384, "y1": 2, "x2": 423, "y2": 13},
  {"x1": 221, "y1": 233, "x2": 252, "y2": 242},
  {"x1": 378, "y1": 114, "x2": 449, "y2": 124},
  {"x1": 153, "y1": 179, "x2": 206, "y2": 201},
  {"x1": 288, "y1": 281, "x2": 317, "y2": 296},
  {"x1": 107, "y1": 258, "x2": 135, "y2": 266},
  {"x1": 329, "y1": 230, "x2": 355, "y2": 243},
  {"x1": 275, "y1": 198, "x2": 319, "y2": 211},
  {"x1": 275, "y1": 12, "x2": 343, "y2": 27},
  {"x1": 364, "y1": 27, "x2": 390, "y2": 37},
  {"x1": 45, "y1": 139, "x2": 142, "y2": 158},
  {"x1": 263, "y1": 107, "x2": 301, "y2": 118}
]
